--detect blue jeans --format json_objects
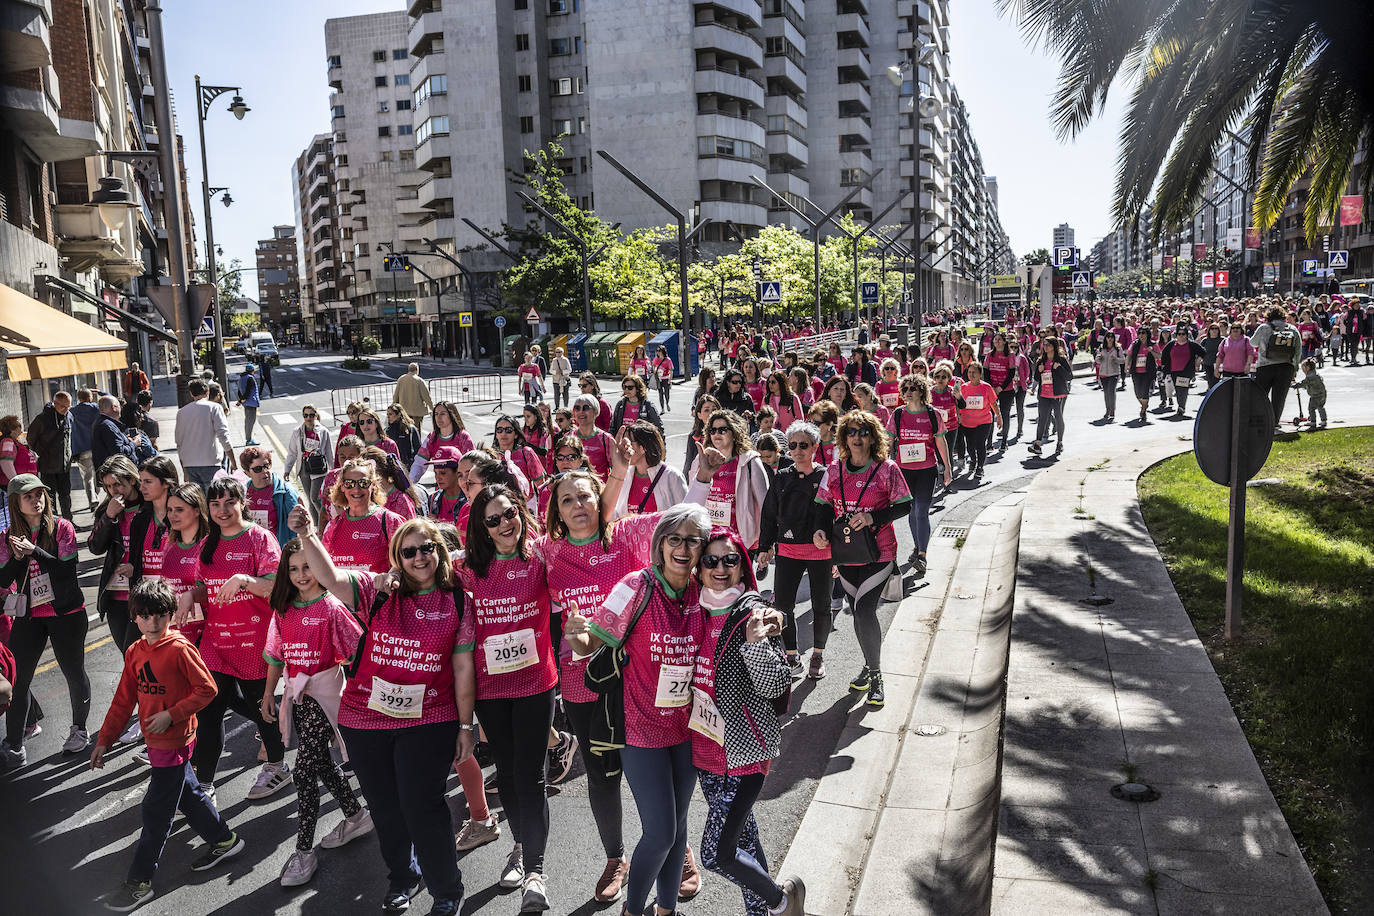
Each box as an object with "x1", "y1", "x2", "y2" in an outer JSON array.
[
  {"x1": 130, "y1": 756, "x2": 232, "y2": 883},
  {"x1": 622, "y1": 741, "x2": 696, "y2": 915},
  {"x1": 340, "y1": 721, "x2": 464, "y2": 902},
  {"x1": 184, "y1": 465, "x2": 219, "y2": 494}
]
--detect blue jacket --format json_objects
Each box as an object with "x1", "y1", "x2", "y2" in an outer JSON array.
[
  {"x1": 92, "y1": 415, "x2": 136, "y2": 473},
  {"x1": 70, "y1": 402, "x2": 99, "y2": 454},
  {"x1": 237, "y1": 372, "x2": 260, "y2": 408},
  {"x1": 260, "y1": 472, "x2": 300, "y2": 545}
]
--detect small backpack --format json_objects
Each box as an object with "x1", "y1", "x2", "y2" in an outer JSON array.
[{"x1": 1265, "y1": 323, "x2": 1299, "y2": 361}]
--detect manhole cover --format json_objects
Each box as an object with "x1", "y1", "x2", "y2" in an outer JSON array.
[
  {"x1": 912, "y1": 724, "x2": 947, "y2": 737},
  {"x1": 937, "y1": 527, "x2": 969, "y2": 538},
  {"x1": 1082, "y1": 594, "x2": 1114, "y2": 606},
  {"x1": 1111, "y1": 782, "x2": 1160, "y2": 802}
]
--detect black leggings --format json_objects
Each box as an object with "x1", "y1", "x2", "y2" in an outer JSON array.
[
  {"x1": 772, "y1": 555, "x2": 834, "y2": 653},
  {"x1": 105, "y1": 599, "x2": 134, "y2": 656},
  {"x1": 1013, "y1": 388, "x2": 1027, "y2": 432},
  {"x1": 996, "y1": 391, "x2": 1016, "y2": 445},
  {"x1": 192, "y1": 671, "x2": 285, "y2": 784},
  {"x1": 1036, "y1": 397, "x2": 1065, "y2": 446},
  {"x1": 837, "y1": 561, "x2": 893, "y2": 671},
  {"x1": 960, "y1": 423, "x2": 991, "y2": 471},
  {"x1": 477, "y1": 688, "x2": 555, "y2": 874},
  {"x1": 4, "y1": 611, "x2": 90, "y2": 748},
  {"x1": 292, "y1": 695, "x2": 361, "y2": 850},
  {"x1": 657, "y1": 380, "x2": 671, "y2": 412},
  {"x1": 564, "y1": 699, "x2": 625, "y2": 859}
]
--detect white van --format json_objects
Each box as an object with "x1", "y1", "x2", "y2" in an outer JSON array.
[{"x1": 250, "y1": 331, "x2": 278, "y2": 365}]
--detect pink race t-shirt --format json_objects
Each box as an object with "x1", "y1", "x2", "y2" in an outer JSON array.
[
  {"x1": 985, "y1": 353, "x2": 1013, "y2": 389},
  {"x1": 0, "y1": 519, "x2": 80, "y2": 618},
  {"x1": 195, "y1": 525, "x2": 281, "y2": 680},
  {"x1": 431, "y1": 490, "x2": 463, "y2": 526},
  {"x1": 691, "y1": 605, "x2": 766, "y2": 776},
  {"x1": 875, "y1": 380, "x2": 900, "y2": 409},
  {"x1": 384, "y1": 487, "x2": 417, "y2": 520},
  {"x1": 588, "y1": 569, "x2": 704, "y2": 748},
  {"x1": 421, "y1": 429, "x2": 476, "y2": 461},
  {"x1": 518, "y1": 364, "x2": 542, "y2": 393},
  {"x1": 745, "y1": 382, "x2": 764, "y2": 411},
  {"x1": 817, "y1": 458, "x2": 912, "y2": 564},
  {"x1": 958, "y1": 381, "x2": 996, "y2": 427},
  {"x1": 539, "y1": 513, "x2": 659, "y2": 704},
  {"x1": 887, "y1": 407, "x2": 940, "y2": 471},
  {"x1": 705, "y1": 458, "x2": 740, "y2": 533},
  {"x1": 626, "y1": 471, "x2": 661, "y2": 514},
  {"x1": 159, "y1": 537, "x2": 205, "y2": 644},
  {"x1": 339, "y1": 574, "x2": 462, "y2": 729},
  {"x1": 106, "y1": 506, "x2": 139, "y2": 601},
  {"x1": 264, "y1": 590, "x2": 363, "y2": 678},
  {"x1": 456, "y1": 551, "x2": 557, "y2": 700},
  {"x1": 929, "y1": 387, "x2": 960, "y2": 430},
  {"x1": 246, "y1": 482, "x2": 277, "y2": 538},
  {"x1": 579, "y1": 430, "x2": 615, "y2": 481},
  {"x1": 139, "y1": 518, "x2": 168, "y2": 580},
  {"x1": 321, "y1": 508, "x2": 404, "y2": 574}
]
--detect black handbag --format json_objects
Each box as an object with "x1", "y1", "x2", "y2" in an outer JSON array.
[
  {"x1": 582, "y1": 571, "x2": 654, "y2": 774},
  {"x1": 829, "y1": 462, "x2": 881, "y2": 566}
]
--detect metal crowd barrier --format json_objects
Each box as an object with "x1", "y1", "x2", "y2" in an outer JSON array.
[{"x1": 330, "y1": 373, "x2": 504, "y2": 419}]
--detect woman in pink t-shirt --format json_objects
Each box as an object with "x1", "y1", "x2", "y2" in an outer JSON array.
[
  {"x1": 764, "y1": 371, "x2": 805, "y2": 433},
  {"x1": 410, "y1": 401, "x2": 476, "y2": 481},
  {"x1": 354, "y1": 407, "x2": 400, "y2": 462},
  {"x1": 954, "y1": 363, "x2": 1001, "y2": 480},
  {"x1": 161, "y1": 483, "x2": 209, "y2": 646},
  {"x1": 686, "y1": 410, "x2": 769, "y2": 550},
  {"x1": 321, "y1": 458, "x2": 406, "y2": 573}
]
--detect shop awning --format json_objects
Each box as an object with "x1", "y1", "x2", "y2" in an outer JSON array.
[
  {"x1": 41, "y1": 275, "x2": 178, "y2": 345},
  {"x1": 0, "y1": 282, "x2": 129, "y2": 381}
]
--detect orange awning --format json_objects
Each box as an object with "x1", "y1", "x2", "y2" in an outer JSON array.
[{"x1": 0, "y1": 281, "x2": 129, "y2": 381}]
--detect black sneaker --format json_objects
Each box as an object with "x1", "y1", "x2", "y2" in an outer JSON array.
[
  {"x1": 914, "y1": 555, "x2": 928, "y2": 577},
  {"x1": 848, "y1": 666, "x2": 872, "y2": 692},
  {"x1": 190, "y1": 832, "x2": 245, "y2": 871},
  {"x1": 866, "y1": 672, "x2": 886, "y2": 708},
  {"x1": 105, "y1": 880, "x2": 154, "y2": 912},
  {"x1": 382, "y1": 881, "x2": 422, "y2": 914},
  {"x1": 427, "y1": 896, "x2": 463, "y2": 916}
]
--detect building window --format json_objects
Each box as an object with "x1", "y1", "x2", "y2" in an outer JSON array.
[
  {"x1": 400, "y1": 149, "x2": 414, "y2": 162},
  {"x1": 551, "y1": 77, "x2": 572, "y2": 96},
  {"x1": 518, "y1": 74, "x2": 532, "y2": 92},
  {"x1": 378, "y1": 101, "x2": 389, "y2": 112},
  {"x1": 520, "y1": 116, "x2": 535, "y2": 134},
  {"x1": 331, "y1": 104, "x2": 345, "y2": 119},
  {"x1": 328, "y1": 55, "x2": 341, "y2": 67},
  {"x1": 580, "y1": 155, "x2": 587, "y2": 173},
  {"x1": 575, "y1": 76, "x2": 584, "y2": 93},
  {"x1": 372, "y1": 50, "x2": 386, "y2": 62},
  {"x1": 393, "y1": 48, "x2": 408, "y2": 60},
  {"x1": 380, "y1": 150, "x2": 392, "y2": 161},
  {"x1": 397, "y1": 99, "x2": 411, "y2": 110},
  {"x1": 378, "y1": 125, "x2": 391, "y2": 137},
  {"x1": 414, "y1": 74, "x2": 447, "y2": 105},
  {"x1": 550, "y1": 37, "x2": 571, "y2": 56},
  {"x1": 575, "y1": 36, "x2": 582, "y2": 54},
  {"x1": 394, "y1": 73, "x2": 410, "y2": 85},
  {"x1": 375, "y1": 75, "x2": 387, "y2": 87},
  {"x1": 553, "y1": 118, "x2": 573, "y2": 136},
  {"x1": 515, "y1": 0, "x2": 527, "y2": 7},
  {"x1": 416, "y1": 115, "x2": 450, "y2": 145},
  {"x1": 577, "y1": 116, "x2": 586, "y2": 134},
  {"x1": 515, "y1": 33, "x2": 530, "y2": 51},
  {"x1": 398, "y1": 124, "x2": 413, "y2": 135}
]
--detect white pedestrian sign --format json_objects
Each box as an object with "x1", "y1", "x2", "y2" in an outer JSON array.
[
  {"x1": 1329, "y1": 250, "x2": 1349, "y2": 269},
  {"x1": 758, "y1": 280, "x2": 782, "y2": 303},
  {"x1": 1072, "y1": 271, "x2": 1091, "y2": 289}
]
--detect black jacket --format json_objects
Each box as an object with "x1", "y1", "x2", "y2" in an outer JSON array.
[
  {"x1": 713, "y1": 385, "x2": 755, "y2": 419},
  {"x1": 845, "y1": 360, "x2": 878, "y2": 387},
  {"x1": 388, "y1": 421, "x2": 421, "y2": 468},
  {"x1": 1034, "y1": 355, "x2": 1075, "y2": 397},
  {"x1": 611, "y1": 398, "x2": 663, "y2": 434},
  {"x1": 89, "y1": 500, "x2": 153, "y2": 614},
  {"x1": 26, "y1": 404, "x2": 70, "y2": 473},
  {"x1": 758, "y1": 465, "x2": 830, "y2": 553},
  {"x1": 0, "y1": 522, "x2": 83, "y2": 615}
]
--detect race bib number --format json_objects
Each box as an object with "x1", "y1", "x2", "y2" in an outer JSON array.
[
  {"x1": 108, "y1": 573, "x2": 130, "y2": 592},
  {"x1": 706, "y1": 498, "x2": 731, "y2": 527},
  {"x1": 881, "y1": 391, "x2": 899, "y2": 407},
  {"x1": 249, "y1": 509, "x2": 270, "y2": 529},
  {"x1": 899, "y1": 442, "x2": 927, "y2": 464},
  {"x1": 483, "y1": 628, "x2": 538, "y2": 675},
  {"x1": 367, "y1": 677, "x2": 424, "y2": 719},
  {"x1": 964, "y1": 395, "x2": 984, "y2": 410},
  {"x1": 655, "y1": 663, "x2": 693, "y2": 708},
  {"x1": 1041, "y1": 371, "x2": 1054, "y2": 386},
  {"x1": 1136, "y1": 354, "x2": 1148, "y2": 369},
  {"x1": 689, "y1": 687, "x2": 725, "y2": 745},
  {"x1": 934, "y1": 407, "x2": 949, "y2": 424},
  {"x1": 29, "y1": 573, "x2": 54, "y2": 606}
]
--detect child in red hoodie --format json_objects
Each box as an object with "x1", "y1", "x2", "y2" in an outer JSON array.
[{"x1": 91, "y1": 579, "x2": 244, "y2": 912}]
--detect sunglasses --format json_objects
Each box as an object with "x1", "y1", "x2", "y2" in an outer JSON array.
[
  {"x1": 303, "y1": 412, "x2": 317, "y2": 419},
  {"x1": 399, "y1": 541, "x2": 438, "y2": 559},
  {"x1": 554, "y1": 452, "x2": 581, "y2": 461},
  {"x1": 701, "y1": 552, "x2": 744, "y2": 569},
  {"x1": 494, "y1": 426, "x2": 516, "y2": 434},
  {"x1": 573, "y1": 405, "x2": 595, "y2": 412},
  {"x1": 845, "y1": 427, "x2": 872, "y2": 438},
  {"x1": 709, "y1": 426, "x2": 732, "y2": 435},
  {"x1": 664, "y1": 534, "x2": 706, "y2": 549},
  {"x1": 484, "y1": 506, "x2": 520, "y2": 529},
  {"x1": 341, "y1": 479, "x2": 372, "y2": 490},
  {"x1": 787, "y1": 441, "x2": 813, "y2": 450},
  {"x1": 247, "y1": 464, "x2": 268, "y2": 474}
]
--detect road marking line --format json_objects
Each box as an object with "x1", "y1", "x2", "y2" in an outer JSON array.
[{"x1": 263, "y1": 419, "x2": 288, "y2": 465}]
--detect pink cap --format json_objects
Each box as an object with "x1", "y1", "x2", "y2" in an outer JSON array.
[{"x1": 427, "y1": 445, "x2": 465, "y2": 465}]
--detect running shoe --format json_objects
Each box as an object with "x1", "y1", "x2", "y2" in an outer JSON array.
[
  {"x1": 1027, "y1": 442, "x2": 1042, "y2": 456},
  {"x1": 594, "y1": 857, "x2": 628, "y2": 903},
  {"x1": 62, "y1": 725, "x2": 90, "y2": 755},
  {"x1": 787, "y1": 654, "x2": 804, "y2": 680},
  {"x1": 428, "y1": 897, "x2": 462, "y2": 916},
  {"x1": 779, "y1": 875, "x2": 808, "y2": 916},
  {"x1": 455, "y1": 816, "x2": 500, "y2": 852},
  {"x1": 499, "y1": 844, "x2": 525, "y2": 889},
  {"x1": 484, "y1": 769, "x2": 500, "y2": 794},
  {"x1": 105, "y1": 880, "x2": 154, "y2": 912},
  {"x1": 247, "y1": 761, "x2": 292, "y2": 799},
  {"x1": 547, "y1": 731, "x2": 578, "y2": 786},
  {"x1": 321, "y1": 808, "x2": 374, "y2": 849},
  {"x1": 198, "y1": 782, "x2": 216, "y2": 804},
  {"x1": 866, "y1": 672, "x2": 886, "y2": 708},
  {"x1": 279, "y1": 848, "x2": 318, "y2": 887},
  {"x1": 190, "y1": 831, "x2": 245, "y2": 871},
  {"x1": 520, "y1": 872, "x2": 550, "y2": 911},
  {"x1": 134, "y1": 749, "x2": 150, "y2": 766},
  {"x1": 680, "y1": 845, "x2": 701, "y2": 899},
  {"x1": 22, "y1": 723, "x2": 41, "y2": 740},
  {"x1": 849, "y1": 666, "x2": 873, "y2": 693},
  {"x1": 119, "y1": 718, "x2": 142, "y2": 745},
  {"x1": 382, "y1": 881, "x2": 422, "y2": 914},
  {"x1": 1, "y1": 742, "x2": 26, "y2": 769},
  {"x1": 807, "y1": 653, "x2": 827, "y2": 680},
  {"x1": 914, "y1": 555, "x2": 928, "y2": 577}
]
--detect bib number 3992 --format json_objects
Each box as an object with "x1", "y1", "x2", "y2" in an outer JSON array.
[
  {"x1": 367, "y1": 677, "x2": 424, "y2": 719},
  {"x1": 655, "y1": 663, "x2": 693, "y2": 708},
  {"x1": 483, "y1": 628, "x2": 537, "y2": 675}
]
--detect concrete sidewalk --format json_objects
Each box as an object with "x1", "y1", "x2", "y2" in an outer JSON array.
[{"x1": 994, "y1": 443, "x2": 1327, "y2": 915}]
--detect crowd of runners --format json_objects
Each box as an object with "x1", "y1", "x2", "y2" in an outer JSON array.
[{"x1": 0, "y1": 290, "x2": 1358, "y2": 915}]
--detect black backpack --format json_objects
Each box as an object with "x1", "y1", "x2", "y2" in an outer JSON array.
[{"x1": 1265, "y1": 323, "x2": 1299, "y2": 361}]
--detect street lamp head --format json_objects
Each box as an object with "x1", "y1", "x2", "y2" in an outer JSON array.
[
  {"x1": 227, "y1": 95, "x2": 250, "y2": 120},
  {"x1": 885, "y1": 63, "x2": 906, "y2": 88},
  {"x1": 221, "y1": 192, "x2": 233, "y2": 208},
  {"x1": 87, "y1": 175, "x2": 138, "y2": 231}
]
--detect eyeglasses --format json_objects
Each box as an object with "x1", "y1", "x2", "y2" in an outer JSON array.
[
  {"x1": 484, "y1": 506, "x2": 520, "y2": 529},
  {"x1": 727, "y1": 379, "x2": 741, "y2": 385},
  {"x1": 399, "y1": 541, "x2": 438, "y2": 559},
  {"x1": 845, "y1": 427, "x2": 872, "y2": 439},
  {"x1": 494, "y1": 426, "x2": 516, "y2": 434},
  {"x1": 573, "y1": 405, "x2": 595, "y2": 412},
  {"x1": 709, "y1": 426, "x2": 732, "y2": 435},
  {"x1": 303, "y1": 412, "x2": 317, "y2": 419},
  {"x1": 247, "y1": 464, "x2": 269, "y2": 474},
  {"x1": 554, "y1": 452, "x2": 581, "y2": 462},
  {"x1": 701, "y1": 552, "x2": 743, "y2": 569},
  {"x1": 664, "y1": 534, "x2": 706, "y2": 549},
  {"x1": 787, "y1": 441, "x2": 813, "y2": 451},
  {"x1": 341, "y1": 479, "x2": 372, "y2": 490}
]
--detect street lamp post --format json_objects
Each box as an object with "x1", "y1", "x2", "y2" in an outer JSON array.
[
  {"x1": 514, "y1": 191, "x2": 611, "y2": 334},
  {"x1": 822, "y1": 196, "x2": 902, "y2": 327},
  {"x1": 875, "y1": 225, "x2": 912, "y2": 324},
  {"x1": 194, "y1": 75, "x2": 249, "y2": 391}
]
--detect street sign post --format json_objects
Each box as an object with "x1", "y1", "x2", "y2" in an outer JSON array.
[
  {"x1": 493, "y1": 315, "x2": 506, "y2": 329},
  {"x1": 860, "y1": 282, "x2": 879, "y2": 305},
  {"x1": 757, "y1": 280, "x2": 782, "y2": 304},
  {"x1": 1329, "y1": 250, "x2": 1350, "y2": 270},
  {"x1": 458, "y1": 312, "x2": 473, "y2": 327},
  {"x1": 1053, "y1": 246, "x2": 1076, "y2": 268},
  {"x1": 525, "y1": 307, "x2": 540, "y2": 324}
]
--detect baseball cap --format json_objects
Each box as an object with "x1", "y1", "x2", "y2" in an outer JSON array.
[
  {"x1": 427, "y1": 445, "x2": 464, "y2": 466},
  {"x1": 6, "y1": 474, "x2": 48, "y2": 498}
]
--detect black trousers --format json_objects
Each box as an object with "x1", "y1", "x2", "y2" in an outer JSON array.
[
  {"x1": 476, "y1": 688, "x2": 555, "y2": 874},
  {"x1": 191, "y1": 671, "x2": 285, "y2": 783},
  {"x1": 1253, "y1": 363, "x2": 1296, "y2": 422},
  {"x1": 772, "y1": 555, "x2": 834, "y2": 653},
  {"x1": 40, "y1": 470, "x2": 72, "y2": 520},
  {"x1": 564, "y1": 699, "x2": 625, "y2": 859},
  {"x1": 4, "y1": 611, "x2": 90, "y2": 747}
]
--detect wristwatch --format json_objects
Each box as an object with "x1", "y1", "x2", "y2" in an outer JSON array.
[{"x1": 459, "y1": 723, "x2": 476, "y2": 732}]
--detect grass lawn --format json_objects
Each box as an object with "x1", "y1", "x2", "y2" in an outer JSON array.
[{"x1": 1139, "y1": 427, "x2": 1374, "y2": 914}]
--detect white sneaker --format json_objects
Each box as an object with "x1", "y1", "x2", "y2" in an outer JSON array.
[
  {"x1": 499, "y1": 843, "x2": 524, "y2": 889},
  {"x1": 0, "y1": 742, "x2": 26, "y2": 769},
  {"x1": 198, "y1": 782, "x2": 216, "y2": 804},
  {"x1": 279, "y1": 848, "x2": 318, "y2": 887},
  {"x1": 134, "y1": 750, "x2": 150, "y2": 766},
  {"x1": 246, "y1": 761, "x2": 292, "y2": 800},
  {"x1": 320, "y1": 808, "x2": 373, "y2": 849},
  {"x1": 520, "y1": 872, "x2": 550, "y2": 911},
  {"x1": 119, "y1": 718, "x2": 142, "y2": 745},
  {"x1": 62, "y1": 725, "x2": 90, "y2": 755}
]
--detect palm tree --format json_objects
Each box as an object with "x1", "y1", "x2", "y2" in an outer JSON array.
[{"x1": 998, "y1": 0, "x2": 1374, "y2": 241}]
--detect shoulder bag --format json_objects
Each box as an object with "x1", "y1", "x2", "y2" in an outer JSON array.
[{"x1": 829, "y1": 462, "x2": 882, "y2": 566}]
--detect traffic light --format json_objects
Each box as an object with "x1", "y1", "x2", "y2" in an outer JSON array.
[{"x1": 1223, "y1": 246, "x2": 1233, "y2": 260}]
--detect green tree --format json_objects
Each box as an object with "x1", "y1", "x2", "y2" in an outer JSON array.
[
  {"x1": 1023, "y1": 248, "x2": 1051, "y2": 265},
  {"x1": 689, "y1": 252, "x2": 753, "y2": 326},
  {"x1": 217, "y1": 258, "x2": 245, "y2": 314},
  {"x1": 999, "y1": 0, "x2": 1373, "y2": 241},
  {"x1": 590, "y1": 226, "x2": 678, "y2": 326}
]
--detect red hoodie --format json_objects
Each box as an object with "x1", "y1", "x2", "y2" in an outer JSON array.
[{"x1": 96, "y1": 630, "x2": 217, "y2": 753}]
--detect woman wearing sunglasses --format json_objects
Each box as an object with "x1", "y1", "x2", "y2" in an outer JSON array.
[
  {"x1": 578, "y1": 373, "x2": 614, "y2": 432},
  {"x1": 175, "y1": 476, "x2": 288, "y2": 800},
  {"x1": 612, "y1": 375, "x2": 664, "y2": 437},
  {"x1": 361, "y1": 447, "x2": 422, "y2": 521},
  {"x1": 354, "y1": 407, "x2": 401, "y2": 462},
  {"x1": 385, "y1": 404, "x2": 422, "y2": 471},
  {"x1": 410, "y1": 401, "x2": 476, "y2": 482},
  {"x1": 562, "y1": 505, "x2": 711, "y2": 916},
  {"x1": 763, "y1": 371, "x2": 804, "y2": 434},
  {"x1": 606, "y1": 421, "x2": 686, "y2": 518},
  {"x1": 239, "y1": 446, "x2": 302, "y2": 546},
  {"x1": 572, "y1": 395, "x2": 618, "y2": 483},
  {"x1": 491, "y1": 414, "x2": 549, "y2": 494},
  {"x1": 321, "y1": 458, "x2": 406, "y2": 574},
  {"x1": 812, "y1": 411, "x2": 912, "y2": 708},
  {"x1": 757, "y1": 422, "x2": 834, "y2": 679},
  {"x1": 807, "y1": 400, "x2": 840, "y2": 469},
  {"x1": 289, "y1": 507, "x2": 474, "y2": 916},
  {"x1": 687, "y1": 410, "x2": 769, "y2": 553},
  {"x1": 456, "y1": 485, "x2": 558, "y2": 910},
  {"x1": 285, "y1": 404, "x2": 333, "y2": 525},
  {"x1": 713, "y1": 369, "x2": 755, "y2": 421},
  {"x1": 690, "y1": 528, "x2": 803, "y2": 916},
  {"x1": 684, "y1": 394, "x2": 722, "y2": 476},
  {"x1": 888, "y1": 376, "x2": 952, "y2": 576}
]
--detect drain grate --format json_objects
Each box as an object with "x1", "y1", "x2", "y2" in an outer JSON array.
[{"x1": 937, "y1": 526, "x2": 969, "y2": 538}]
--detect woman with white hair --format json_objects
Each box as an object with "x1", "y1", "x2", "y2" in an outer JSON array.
[{"x1": 571, "y1": 393, "x2": 617, "y2": 482}]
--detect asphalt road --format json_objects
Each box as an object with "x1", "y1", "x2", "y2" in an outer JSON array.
[{"x1": 4, "y1": 345, "x2": 1369, "y2": 914}]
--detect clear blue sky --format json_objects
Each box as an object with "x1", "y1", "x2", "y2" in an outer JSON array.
[{"x1": 163, "y1": 0, "x2": 1126, "y2": 297}]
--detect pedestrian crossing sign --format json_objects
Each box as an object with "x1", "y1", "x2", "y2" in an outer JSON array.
[
  {"x1": 758, "y1": 280, "x2": 783, "y2": 303},
  {"x1": 1329, "y1": 250, "x2": 1349, "y2": 269},
  {"x1": 1072, "y1": 271, "x2": 1091, "y2": 288},
  {"x1": 458, "y1": 312, "x2": 473, "y2": 327}
]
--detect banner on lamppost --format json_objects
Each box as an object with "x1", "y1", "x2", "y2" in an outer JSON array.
[
  {"x1": 988, "y1": 275, "x2": 1021, "y2": 303},
  {"x1": 1151, "y1": 254, "x2": 1164, "y2": 270},
  {"x1": 1244, "y1": 228, "x2": 1261, "y2": 249},
  {"x1": 1163, "y1": 255, "x2": 1175, "y2": 269},
  {"x1": 1201, "y1": 271, "x2": 1215, "y2": 289},
  {"x1": 1339, "y1": 195, "x2": 1364, "y2": 226},
  {"x1": 1193, "y1": 243, "x2": 1208, "y2": 260},
  {"x1": 1178, "y1": 244, "x2": 1190, "y2": 260},
  {"x1": 1224, "y1": 229, "x2": 1243, "y2": 250}
]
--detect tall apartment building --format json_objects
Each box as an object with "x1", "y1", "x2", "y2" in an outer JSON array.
[
  {"x1": 326, "y1": 11, "x2": 426, "y2": 349},
  {"x1": 1052, "y1": 223, "x2": 1075, "y2": 250},
  {"x1": 391, "y1": 0, "x2": 1008, "y2": 317},
  {"x1": 254, "y1": 224, "x2": 301, "y2": 333},
  {"x1": 292, "y1": 132, "x2": 348, "y2": 345},
  {"x1": 1, "y1": 0, "x2": 195, "y2": 419}
]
